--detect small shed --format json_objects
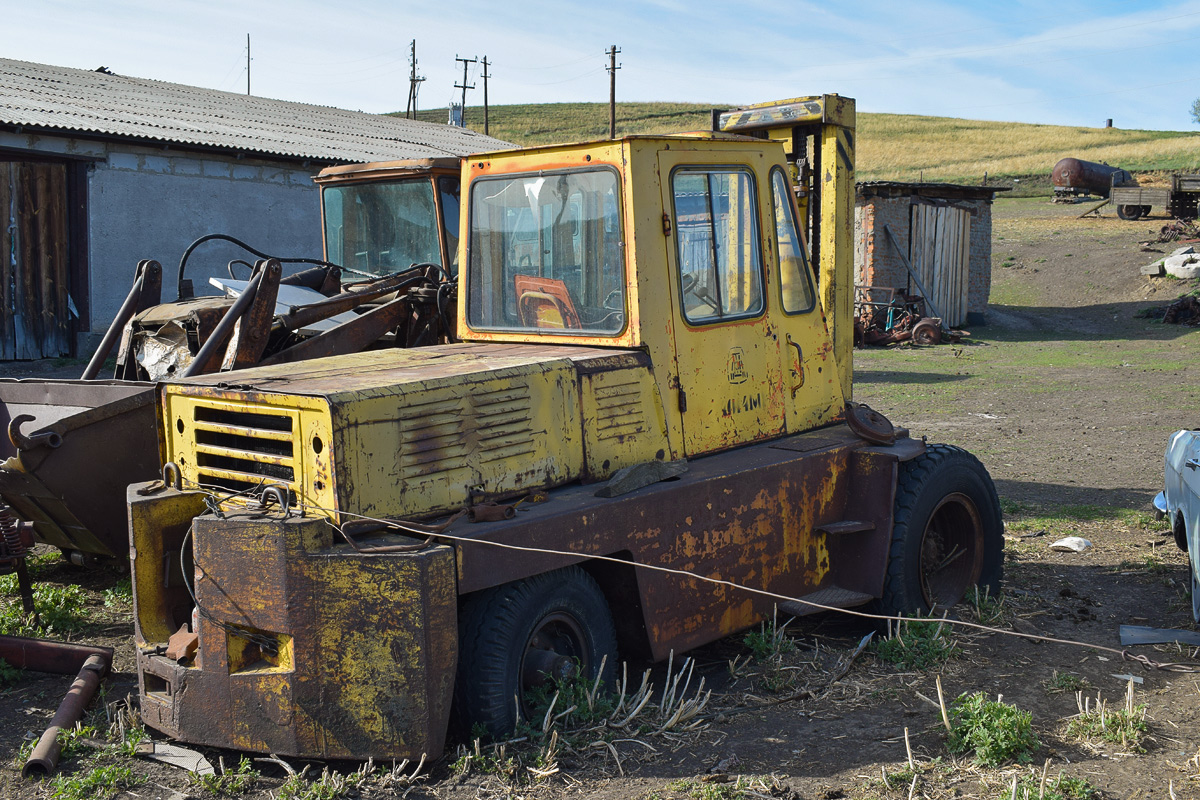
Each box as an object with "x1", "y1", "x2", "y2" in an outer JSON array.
[
  {"x1": 854, "y1": 182, "x2": 1007, "y2": 327},
  {"x1": 0, "y1": 58, "x2": 509, "y2": 360}
]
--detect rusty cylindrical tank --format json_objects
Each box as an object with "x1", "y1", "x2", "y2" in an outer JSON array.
[{"x1": 1052, "y1": 158, "x2": 1134, "y2": 198}]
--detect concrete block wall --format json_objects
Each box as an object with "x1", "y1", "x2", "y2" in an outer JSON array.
[{"x1": 0, "y1": 130, "x2": 323, "y2": 353}]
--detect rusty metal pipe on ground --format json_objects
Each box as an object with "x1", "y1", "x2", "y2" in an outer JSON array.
[{"x1": 20, "y1": 646, "x2": 112, "y2": 778}]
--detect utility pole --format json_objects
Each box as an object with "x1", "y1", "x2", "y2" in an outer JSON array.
[
  {"x1": 246, "y1": 34, "x2": 251, "y2": 96},
  {"x1": 454, "y1": 55, "x2": 477, "y2": 128},
  {"x1": 406, "y1": 40, "x2": 425, "y2": 119},
  {"x1": 606, "y1": 45, "x2": 621, "y2": 139},
  {"x1": 481, "y1": 56, "x2": 491, "y2": 135}
]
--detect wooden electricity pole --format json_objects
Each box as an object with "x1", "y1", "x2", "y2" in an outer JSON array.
[
  {"x1": 454, "y1": 55, "x2": 477, "y2": 128},
  {"x1": 406, "y1": 40, "x2": 425, "y2": 119},
  {"x1": 481, "y1": 56, "x2": 491, "y2": 135},
  {"x1": 606, "y1": 45, "x2": 621, "y2": 139}
]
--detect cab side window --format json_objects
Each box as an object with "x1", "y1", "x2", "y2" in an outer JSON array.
[
  {"x1": 771, "y1": 168, "x2": 816, "y2": 313},
  {"x1": 671, "y1": 169, "x2": 763, "y2": 324}
]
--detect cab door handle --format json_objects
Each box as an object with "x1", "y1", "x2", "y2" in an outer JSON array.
[
  {"x1": 1186, "y1": 458, "x2": 1200, "y2": 471},
  {"x1": 786, "y1": 334, "x2": 804, "y2": 396}
]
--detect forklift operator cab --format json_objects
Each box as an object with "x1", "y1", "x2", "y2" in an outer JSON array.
[{"x1": 458, "y1": 136, "x2": 844, "y2": 459}]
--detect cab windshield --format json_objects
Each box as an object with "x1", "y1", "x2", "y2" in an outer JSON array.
[
  {"x1": 466, "y1": 169, "x2": 625, "y2": 335},
  {"x1": 322, "y1": 178, "x2": 447, "y2": 277}
]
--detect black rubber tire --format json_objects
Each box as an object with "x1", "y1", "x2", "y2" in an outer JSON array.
[
  {"x1": 454, "y1": 566, "x2": 618, "y2": 739},
  {"x1": 1117, "y1": 204, "x2": 1144, "y2": 221},
  {"x1": 1173, "y1": 511, "x2": 1189, "y2": 553},
  {"x1": 878, "y1": 444, "x2": 1004, "y2": 615},
  {"x1": 911, "y1": 319, "x2": 942, "y2": 346}
]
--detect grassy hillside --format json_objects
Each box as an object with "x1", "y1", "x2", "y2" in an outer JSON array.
[
  {"x1": 409, "y1": 102, "x2": 714, "y2": 146},
  {"x1": 399, "y1": 103, "x2": 1200, "y2": 191}
]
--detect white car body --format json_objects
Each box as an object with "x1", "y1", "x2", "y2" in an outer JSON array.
[{"x1": 1155, "y1": 428, "x2": 1200, "y2": 620}]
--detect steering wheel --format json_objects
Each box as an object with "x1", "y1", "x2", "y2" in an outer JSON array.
[{"x1": 681, "y1": 273, "x2": 719, "y2": 312}]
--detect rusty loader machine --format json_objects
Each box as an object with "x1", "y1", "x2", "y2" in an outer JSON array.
[
  {"x1": 128, "y1": 96, "x2": 1003, "y2": 760},
  {"x1": 0, "y1": 158, "x2": 465, "y2": 564}
]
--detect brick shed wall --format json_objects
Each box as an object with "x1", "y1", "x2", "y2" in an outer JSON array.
[{"x1": 854, "y1": 189, "x2": 995, "y2": 319}]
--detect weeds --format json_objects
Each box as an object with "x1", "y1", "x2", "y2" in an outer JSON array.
[
  {"x1": 275, "y1": 758, "x2": 425, "y2": 800},
  {"x1": 1065, "y1": 681, "x2": 1148, "y2": 753},
  {"x1": 1043, "y1": 671, "x2": 1090, "y2": 694},
  {"x1": 192, "y1": 756, "x2": 260, "y2": 796},
  {"x1": 743, "y1": 607, "x2": 796, "y2": 660},
  {"x1": 947, "y1": 692, "x2": 1039, "y2": 766},
  {"x1": 455, "y1": 653, "x2": 711, "y2": 783},
  {"x1": 666, "y1": 775, "x2": 789, "y2": 800},
  {"x1": 965, "y1": 585, "x2": 1008, "y2": 626},
  {"x1": 0, "y1": 656, "x2": 21, "y2": 685},
  {"x1": 0, "y1": 582, "x2": 90, "y2": 636},
  {"x1": 102, "y1": 578, "x2": 133, "y2": 609},
  {"x1": 1007, "y1": 772, "x2": 1096, "y2": 800},
  {"x1": 46, "y1": 763, "x2": 141, "y2": 800},
  {"x1": 873, "y1": 614, "x2": 957, "y2": 671}
]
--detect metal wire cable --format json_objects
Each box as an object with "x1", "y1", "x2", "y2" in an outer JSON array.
[{"x1": 175, "y1": 480, "x2": 1200, "y2": 673}]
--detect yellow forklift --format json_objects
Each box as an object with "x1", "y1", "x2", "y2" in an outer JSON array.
[{"x1": 127, "y1": 96, "x2": 1002, "y2": 760}]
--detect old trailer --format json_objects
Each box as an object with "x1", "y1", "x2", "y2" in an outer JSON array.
[{"x1": 1111, "y1": 174, "x2": 1200, "y2": 220}]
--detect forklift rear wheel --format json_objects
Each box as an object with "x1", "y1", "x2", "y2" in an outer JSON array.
[
  {"x1": 878, "y1": 444, "x2": 1003, "y2": 616},
  {"x1": 455, "y1": 566, "x2": 618, "y2": 739}
]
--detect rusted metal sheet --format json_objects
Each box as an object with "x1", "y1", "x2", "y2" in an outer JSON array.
[
  {"x1": 0, "y1": 379, "x2": 157, "y2": 557},
  {"x1": 455, "y1": 423, "x2": 907, "y2": 661},
  {"x1": 131, "y1": 496, "x2": 457, "y2": 760}
]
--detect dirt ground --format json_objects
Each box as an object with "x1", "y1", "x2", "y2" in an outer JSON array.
[{"x1": 2, "y1": 197, "x2": 1200, "y2": 799}]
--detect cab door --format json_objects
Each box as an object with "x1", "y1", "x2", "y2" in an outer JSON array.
[
  {"x1": 767, "y1": 167, "x2": 846, "y2": 432},
  {"x1": 658, "y1": 150, "x2": 784, "y2": 456}
]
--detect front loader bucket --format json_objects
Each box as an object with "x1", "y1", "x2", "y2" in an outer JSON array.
[{"x1": 0, "y1": 379, "x2": 158, "y2": 559}]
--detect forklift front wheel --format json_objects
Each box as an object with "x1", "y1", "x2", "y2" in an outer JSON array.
[
  {"x1": 454, "y1": 566, "x2": 618, "y2": 739},
  {"x1": 879, "y1": 444, "x2": 1003, "y2": 616}
]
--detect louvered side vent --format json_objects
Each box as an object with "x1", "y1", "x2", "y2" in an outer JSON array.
[
  {"x1": 396, "y1": 392, "x2": 470, "y2": 481},
  {"x1": 192, "y1": 406, "x2": 296, "y2": 493},
  {"x1": 473, "y1": 382, "x2": 535, "y2": 464},
  {"x1": 594, "y1": 375, "x2": 646, "y2": 441}
]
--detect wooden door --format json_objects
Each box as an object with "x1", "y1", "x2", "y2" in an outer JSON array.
[
  {"x1": 0, "y1": 161, "x2": 71, "y2": 359},
  {"x1": 910, "y1": 203, "x2": 970, "y2": 327}
]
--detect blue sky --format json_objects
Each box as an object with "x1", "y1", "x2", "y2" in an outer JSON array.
[{"x1": 4, "y1": 0, "x2": 1200, "y2": 130}]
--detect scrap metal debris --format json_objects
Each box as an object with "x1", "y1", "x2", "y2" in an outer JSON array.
[
  {"x1": 853, "y1": 286, "x2": 964, "y2": 347},
  {"x1": 1162, "y1": 295, "x2": 1200, "y2": 326},
  {"x1": 1148, "y1": 220, "x2": 1200, "y2": 244},
  {"x1": 1119, "y1": 625, "x2": 1200, "y2": 647}
]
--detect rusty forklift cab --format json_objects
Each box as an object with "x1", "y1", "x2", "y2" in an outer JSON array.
[
  {"x1": 128, "y1": 97, "x2": 1003, "y2": 762},
  {"x1": 314, "y1": 157, "x2": 463, "y2": 277}
]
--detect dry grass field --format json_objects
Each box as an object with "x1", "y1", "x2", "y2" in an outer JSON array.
[{"x1": 408, "y1": 102, "x2": 1200, "y2": 192}]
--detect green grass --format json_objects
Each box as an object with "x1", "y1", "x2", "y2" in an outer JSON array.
[{"x1": 1006, "y1": 774, "x2": 1096, "y2": 800}]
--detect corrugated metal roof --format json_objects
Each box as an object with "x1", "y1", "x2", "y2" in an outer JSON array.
[{"x1": 0, "y1": 58, "x2": 511, "y2": 163}]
